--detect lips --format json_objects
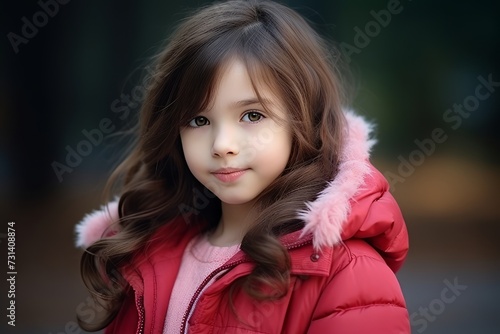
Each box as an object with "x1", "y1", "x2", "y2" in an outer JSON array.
[{"x1": 211, "y1": 168, "x2": 249, "y2": 182}]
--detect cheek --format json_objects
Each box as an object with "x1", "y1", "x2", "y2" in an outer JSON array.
[
  {"x1": 255, "y1": 129, "x2": 292, "y2": 168},
  {"x1": 251, "y1": 122, "x2": 291, "y2": 149},
  {"x1": 180, "y1": 133, "x2": 203, "y2": 172},
  {"x1": 271, "y1": 128, "x2": 292, "y2": 158}
]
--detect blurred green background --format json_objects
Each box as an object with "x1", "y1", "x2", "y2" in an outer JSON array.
[{"x1": 1, "y1": 0, "x2": 499, "y2": 333}]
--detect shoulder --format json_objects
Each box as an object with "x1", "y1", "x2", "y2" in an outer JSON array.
[
  {"x1": 75, "y1": 198, "x2": 207, "y2": 249},
  {"x1": 288, "y1": 236, "x2": 406, "y2": 307},
  {"x1": 334, "y1": 239, "x2": 398, "y2": 280},
  {"x1": 310, "y1": 237, "x2": 401, "y2": 285},
  {"x1": 324, "y1": 238, "x2": 407, "y2": 311},
  {"x1": 305, "y1": 240, "x2": 409, "y2": 332},
  {"x1": 288, "y1": 235, "x2": 395, "y2": 282}
]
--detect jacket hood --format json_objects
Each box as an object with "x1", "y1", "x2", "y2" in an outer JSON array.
[{"x1": 75, "y1": 110, "x2": 408, "y2": 271}]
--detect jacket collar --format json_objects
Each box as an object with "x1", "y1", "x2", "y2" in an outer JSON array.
[{"x1": 298, "y1": 110, "x2": 376, "y2": 250}]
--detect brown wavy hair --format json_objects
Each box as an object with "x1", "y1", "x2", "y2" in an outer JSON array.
[{"x1": 79, "y1": 0, "x2": 348, "y2": 330}]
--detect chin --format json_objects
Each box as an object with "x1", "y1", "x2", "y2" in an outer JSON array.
[{"x1": 218, "y1": 196, "x2": 256, "y2": 206}]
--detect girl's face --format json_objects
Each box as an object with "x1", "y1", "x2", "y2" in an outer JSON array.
[{"x1": 180, "y1": 59, "x2": 292, "y2": 207}]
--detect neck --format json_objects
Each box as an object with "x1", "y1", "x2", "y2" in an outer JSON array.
[{"x1": 208, "y1": 201, "x2": 256, "y2": 247}]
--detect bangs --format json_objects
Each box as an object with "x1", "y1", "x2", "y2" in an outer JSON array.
[{"x1": 174, "y1": 21, "x2": 289, "y2": 128}]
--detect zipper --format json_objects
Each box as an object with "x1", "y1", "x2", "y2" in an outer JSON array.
[
  {"x1": 179, "y1": 257, "x2": 248, "y2": 333},
  {"x1": 283, "y1": 237, "x2": 313, "y2": 251},
  {"x1": 136, "y1": 295, "x2": 145, "y2": 334},
  {"x1": 178, "y1": 237, "x2": 313, "y2": 333}
]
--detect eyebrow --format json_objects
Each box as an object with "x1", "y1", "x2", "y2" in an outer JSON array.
[
  {"x1": 231, "y1": 97, "x2": 274, "y2": 108},
  {"x1": 200, "y1": 97, "x2": 276, "y2": 114}
]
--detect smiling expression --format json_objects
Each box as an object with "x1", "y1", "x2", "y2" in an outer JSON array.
[{"x1": 179, "y1": 59, "x2": 292, "y2": 207}]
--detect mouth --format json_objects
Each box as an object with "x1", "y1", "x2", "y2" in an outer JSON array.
[{"x1": 211, "y1": 168, "x2": 249, "y2": 182}]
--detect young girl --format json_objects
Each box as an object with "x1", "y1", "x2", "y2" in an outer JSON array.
[{"x1": 76, "y1": 0, "x2": 410, "y2": 333}]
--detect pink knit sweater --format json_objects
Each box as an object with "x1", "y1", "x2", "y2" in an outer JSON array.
[{"x1": 163, "y1": 233, "x2": 240, "y2": 333}]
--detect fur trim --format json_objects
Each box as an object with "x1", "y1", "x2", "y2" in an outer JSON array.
[
  {"x1": 75, "y1": 110, "x2": 375, "y2": 250},
  {"x1": 75, "y1": 200, "x2": 119, "y2": 248},
  {"x1": 299, "y1": 110, "x2": 375, "y2": 250}
]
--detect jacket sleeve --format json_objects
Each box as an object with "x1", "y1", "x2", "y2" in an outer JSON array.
[{"x1": 307, "y1": 241, "x2": 410, "y2": 334}]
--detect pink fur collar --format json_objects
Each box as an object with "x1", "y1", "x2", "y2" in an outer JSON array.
[
  {"x1": 75, "y1": 200, "x2": 119, "y2": 248},
  {"x1": 75, "y1": 110, "x2": 375, "y2": 250},
  {"x1": 299, "y1": 110, "x2": 375, "y2": 249}
]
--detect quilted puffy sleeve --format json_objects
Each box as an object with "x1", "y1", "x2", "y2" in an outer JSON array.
[{"x1": 307, "y1": 240, "x2": 410, "y2": 334}]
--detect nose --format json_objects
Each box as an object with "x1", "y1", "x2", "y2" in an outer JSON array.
[{"x1": 211, "y1": 125, "x2": 240, "y2": 157}]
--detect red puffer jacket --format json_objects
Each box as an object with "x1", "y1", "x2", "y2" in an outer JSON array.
[{"x1": 76, "y1": 111, "x2": 410, "y2": 334}]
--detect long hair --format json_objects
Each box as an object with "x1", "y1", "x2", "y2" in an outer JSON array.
[{"x1": 79, "y1": 0, "x2": 347, "y2": 330}]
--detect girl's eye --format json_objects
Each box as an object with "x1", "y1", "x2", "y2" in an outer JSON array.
[
  {"x1": 188, "y1": 116, "x2": 209, "y2": 127},
  {"x1": 241, "y1": 111, "x2": 264, "y2": 123}
]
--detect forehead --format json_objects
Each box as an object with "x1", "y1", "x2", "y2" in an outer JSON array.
[{"x1": 207, "y1": 58, "x2": 283, "y2": 112}]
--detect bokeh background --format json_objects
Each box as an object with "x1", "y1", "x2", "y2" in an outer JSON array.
[{"x1": 1, "y1": 0, "x2": 499, "y2": 333}]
